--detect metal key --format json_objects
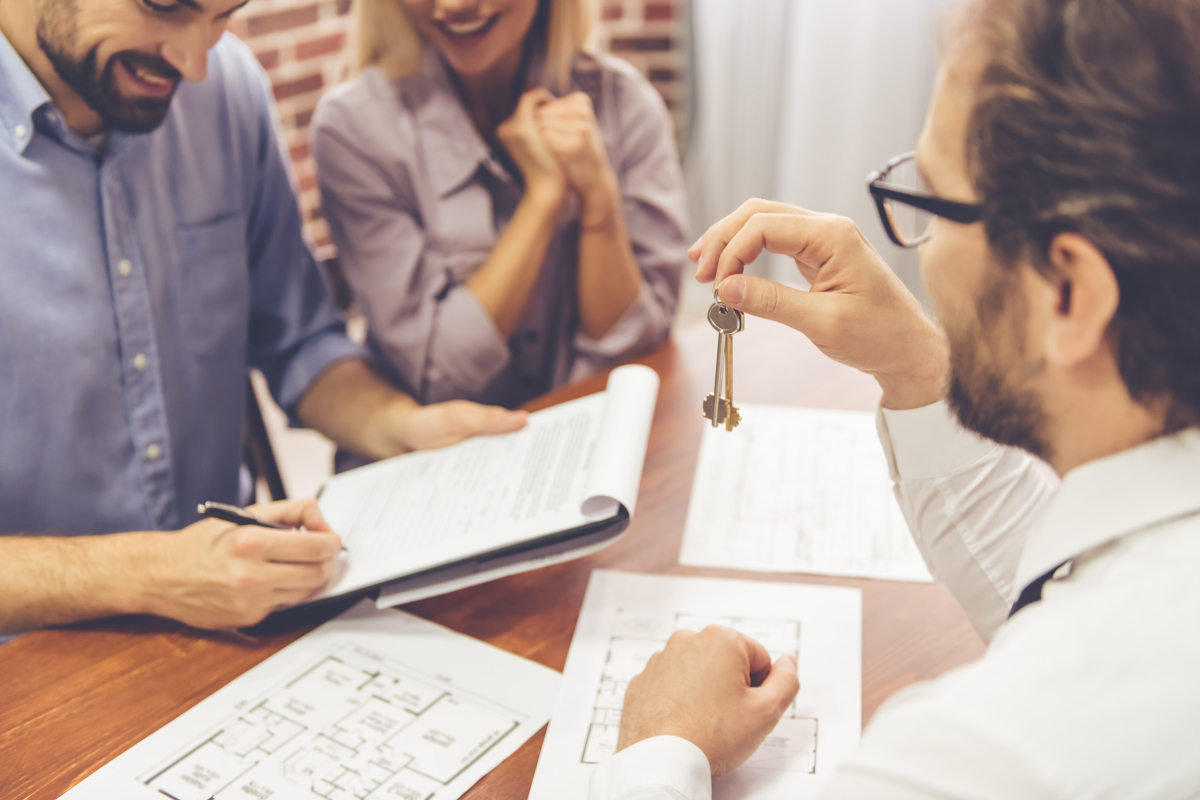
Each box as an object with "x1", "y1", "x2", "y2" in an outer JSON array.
[{"x1": 703, "y1": 297, "x2": 744, "y2": 431}]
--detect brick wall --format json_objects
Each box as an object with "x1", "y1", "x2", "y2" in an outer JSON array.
[{"x1": 229, "y1": 0, "x2": 684, "y2": 255}]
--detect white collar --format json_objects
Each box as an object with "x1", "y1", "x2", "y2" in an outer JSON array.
[{"x1": 1016, "y1": 427, "x2": 1200, "y2": 590}]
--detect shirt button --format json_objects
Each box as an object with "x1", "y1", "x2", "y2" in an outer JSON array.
[
  {"x1": 45, "y1": 111, "x2": 57, "y2": 123},
  {"x1": 133, "y1": 353, "x2": 147, "y2": 371},
  {"x1": 146, "y1": 443, "x2": 162, "y2": 461},
  {"x1": 14, "y1": 124, "x2": 26, "y2": 139},
  {"x1": 118, "y1": 259, "x2": 132, "y2": 277}
]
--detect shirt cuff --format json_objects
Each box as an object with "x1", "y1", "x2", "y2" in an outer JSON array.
[
  {"x1": 574, "y1": 283, "x2": 668, "y2": 363},
  {"x1": 278, "y1": 329, "x2": 371, "y2": 425},
  {"x1": 876, "y1": 400, "x2": 998, "y2": 482},
  {"x1": 590, "y1": 736, "x2": 712, "y2": 800}
]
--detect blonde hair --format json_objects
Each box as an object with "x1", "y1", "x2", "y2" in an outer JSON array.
[{"x1": 356, "y1": 0, "x2": 594, "y2": 93}]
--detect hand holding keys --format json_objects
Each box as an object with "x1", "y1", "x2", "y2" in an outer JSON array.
[{"x1": 703, "y1": 288, "x2": 744, "y2": 431}]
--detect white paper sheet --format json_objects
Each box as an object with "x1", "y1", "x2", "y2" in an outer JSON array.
[
  {"x1": 529, "y1": 570, "x2": 861, "y2": 800},
  {"x1": 61, "y1": 600, "x2": 560, "y2": 800},
  {"x1": 680, "y1": 405, "x2": 932, "y2": 582},
  {"x1": 315, "y1": 365, "x2": 659, "y2": 600}
]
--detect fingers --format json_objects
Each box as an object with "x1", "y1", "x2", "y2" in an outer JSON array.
[
  {"x1": 755, "y1": 655, "x2": 801, "y2": 714},
  {"x1": 500, "y1": 88, "x2": 555, "y2": 140},
  {"x1": 713, "y1": 212, "x2": 848, "y2": 286},
  {"x1": 691, "y1": 199, "x2": 821, "y2": 280},
  {"x1": 448, "y1": 402, "x2": 528, "y2": 439},
  {"x1": 716, "y1": 274, "x2": 836, "y2": 342},
  {"x1": 536, "y1": 91, "x2": 594, "y2": 122},
  {"x1": 514, "y1": 88, "x2": 555, "y2": 129},
  {"x1": 741, "y1": 634, "x2": 774, "y2": 686},
  {"x1": 249, "y1": 498, "x2": 332, "y2": 532},
  {"x1": 518, "y1": 87, "x2": 555, "y2": 114},
  {"x1": 229, "y1": 527, "x2": 343, "y2": 564},
  {"x1": 259, "y1": 560, "x2": 335, "y2": 591}
]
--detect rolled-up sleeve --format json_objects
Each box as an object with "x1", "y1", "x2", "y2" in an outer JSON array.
[
  {"x1": 239, "y1": 44, "x2": 365, "y2": 420},
  {"x1": 876, "y1": 402, "x2": 1058, "y2": 641},
  {"x1": 573, "y1": 65, "x2": 688, "y2": 368},
  {"x1": 311, "y1": 96, "x2": 510, "y2": 401}
]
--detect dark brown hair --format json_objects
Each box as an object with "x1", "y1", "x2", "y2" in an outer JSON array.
[{"x1": 967, "y1": 0, "x2": 1200, "y2": 429}]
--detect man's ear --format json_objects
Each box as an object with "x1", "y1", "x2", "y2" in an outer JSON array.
[{"x1": 1041, "y1": 232, "x2": 1120, "y2": 368}]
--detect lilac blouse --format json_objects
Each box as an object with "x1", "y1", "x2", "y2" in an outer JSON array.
[{"x1": 310, "y1": 48, "x2": 689, "y2": 407}]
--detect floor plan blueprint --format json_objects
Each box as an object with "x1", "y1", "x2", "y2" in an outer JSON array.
[
  {"x1": 62, "y1": 601, "x2": 560, "y2": 800},
  {"x1": 529, "y1": 571, "x2": 861, "y2": 800},
  {"x1": 582, "y1": 611, "x2": 817, "y2": 773}
]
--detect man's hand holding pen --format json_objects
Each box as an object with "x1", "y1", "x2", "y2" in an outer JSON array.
[{"x1": 135, "y1": 498, "x2": 342, "y2": 629}]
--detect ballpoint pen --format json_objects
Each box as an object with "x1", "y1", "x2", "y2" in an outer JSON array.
[
  {"x1": 198, "y1": 501, "x2": 350, "y2": 553},
  {"x1": 199, "y1": 501, "x2": 349, "y2": 552},
  {"x1": 198, "y1": 501, "x2": 305, "y2": 531}
]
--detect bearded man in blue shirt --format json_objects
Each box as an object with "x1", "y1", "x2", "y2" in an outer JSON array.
[{"x1": 0, "y1": 0, "x2": 527, "y2": 633}]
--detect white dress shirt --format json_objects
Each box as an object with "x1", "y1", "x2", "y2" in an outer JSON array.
[{"x1": 591, "y1": 402, "x2": 1200, "y2": 799}]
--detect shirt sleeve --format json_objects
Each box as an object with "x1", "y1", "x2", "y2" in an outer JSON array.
[
  {"x1": 819, "y1": 690, "x2": 1055, "y2": 800},
  {"x1": 236, "y1": 44, "x2": 366, "y2": 421},
  {"x1": 876, "y1": 401, "x2": 1058, "y2": 641},
  {"x1": 310, "y1": 96, "x2": 511, "y2": 403},
  {"x1": 590, "y1": 736, "x2": 712, "y2": 800},
  {"x1": 572, "y1": 66, "x2": 688, "y2": 370}
]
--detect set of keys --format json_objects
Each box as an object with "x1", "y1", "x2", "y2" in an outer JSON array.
[{"x1": 702, "y1": 289, "x2": 744, "y2": 431}]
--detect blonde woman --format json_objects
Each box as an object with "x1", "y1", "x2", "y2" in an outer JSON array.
[{"x1": 310, "y1": 0, "x2": 688, "y2": 417}]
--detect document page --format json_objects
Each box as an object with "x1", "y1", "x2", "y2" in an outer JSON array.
[
  {"x1": 680, "y1": 405, "x2": 932, "y2": 582},
  {"x1": 315, "y1": 365, "x2": 659, "y2": 599},
  {"x1": 529, "y1": 570, "x2": 861, "y2": 800},
  {"x1": 61, "y1": 600, "x2": 560, "y2": 800}
]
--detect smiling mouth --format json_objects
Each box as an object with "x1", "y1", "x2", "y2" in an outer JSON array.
[
  {"x1": 118, "y1": 54, "x2": 179, "y2": 95},
  {"x1": 435, "y1": 13, "x2": 500, "y2": 39}
]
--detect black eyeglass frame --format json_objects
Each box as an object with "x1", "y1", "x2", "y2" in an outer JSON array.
[{"x1": 867, "y1": 152, "x2": 983, "y2": 248}]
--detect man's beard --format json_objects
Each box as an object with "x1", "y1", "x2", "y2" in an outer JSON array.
[
  {"x1": 36, "y1": 0, "x2": 181, "y2": 134},
  {"x1": 945, "y1": 265, "x2": 1053, "y2": 462}
]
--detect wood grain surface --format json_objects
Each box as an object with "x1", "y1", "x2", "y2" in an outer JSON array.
[{"x1": 0, "y1": 319, "x2": 986, "y2": 799}]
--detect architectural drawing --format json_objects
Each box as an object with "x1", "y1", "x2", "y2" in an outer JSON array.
[
  {"x1": 582, "y1": 611, "x2": 818, "y2": 772},
  {"x1": 139, "y1": 643, "x2": 526, "y2": 800}
]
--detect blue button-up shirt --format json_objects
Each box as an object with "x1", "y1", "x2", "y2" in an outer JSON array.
[{"x1": 0, "y1": 32, "x2": 363, "y2": 535}]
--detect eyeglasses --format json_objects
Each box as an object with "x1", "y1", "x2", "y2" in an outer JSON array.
[{"x1": 867, "y1": 152, "x2": 983, "y2": 248}]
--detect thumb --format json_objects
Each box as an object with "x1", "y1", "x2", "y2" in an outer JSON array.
[
  {"x1": 717, "y1": 274, "x2": 828, "y2": 337},
  {"x1": 466, "y1": 404, "x2": 528, "y2": 435},
  {"x1": 756, "y1": 655, "x2": 800, "y2": 713}
]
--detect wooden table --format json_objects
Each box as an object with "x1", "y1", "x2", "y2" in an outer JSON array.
[{"x1": 0, "y1": 319, "x2": 986, "y2": 799}]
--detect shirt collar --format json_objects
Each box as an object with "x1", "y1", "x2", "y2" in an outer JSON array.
[
  {"x1": 1016, "y1": 426, "x2": 1200, "y2": 590},
  {"x1": 0, "y1": 26, "x2": 52, "y2": 155}
]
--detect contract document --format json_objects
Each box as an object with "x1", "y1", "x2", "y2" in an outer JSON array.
[
  {"x1": 309, "y1": 365, "x2": 659, "y2": 605},
  {"x1": 529, "y1": 570, "x2": 861, "y2": 800},
  {"x1": 679, "y1": 405, "x2": 932, "y2": 583},
  {"x1": 60, "y1": 600, "x2": 561, "y2": 800}
]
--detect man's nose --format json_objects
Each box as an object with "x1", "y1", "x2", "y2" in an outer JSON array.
[{"x1": 160, "y1": 26, "x2": 211, "y2": 83}]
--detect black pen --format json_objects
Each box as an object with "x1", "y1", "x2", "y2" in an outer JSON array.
[
  {"x1": 198, "y1": 501, "x2": 300, "y2": 530},
  {"x1": 197, "y1": 501, "x2": 349, "y2": 551}
]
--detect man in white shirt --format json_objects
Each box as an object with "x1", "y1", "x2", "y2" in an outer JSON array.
[{"x1": 591, "y1": 0, "x2": 1200, "y2": 797}]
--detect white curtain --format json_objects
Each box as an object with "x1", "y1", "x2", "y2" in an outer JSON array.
[{"x1": 683, "y1": 0, "x2": 950, "y2": 312}]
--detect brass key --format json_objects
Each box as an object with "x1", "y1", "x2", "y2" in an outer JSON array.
[{"x1": 703, "y1": 298, "x2": 744, "y2": 431}]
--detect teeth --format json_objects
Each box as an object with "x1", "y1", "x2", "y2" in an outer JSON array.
[
  {"x1": 443, "y1": 17, "x2": 490, "y2": 35},
  {"x1": 131, "y1": 63, "x2": 170, "y2": 85}
]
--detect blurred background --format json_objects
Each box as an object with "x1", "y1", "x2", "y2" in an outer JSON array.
[
  {"x1": 229, "y1": 0, "x2": 949, "y2": 322},
  {"x1": 232, "y1": 0, "x2": 950, "y2": 495}
]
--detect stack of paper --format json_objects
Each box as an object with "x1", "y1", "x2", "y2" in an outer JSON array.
[{"x1": 681, "y1": 406, "x2": 932, "y2": 582}]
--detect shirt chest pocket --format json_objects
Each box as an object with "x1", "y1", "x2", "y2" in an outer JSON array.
[{"x1": 175, "y1": 214, "x2": 252, "y2": 359}]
